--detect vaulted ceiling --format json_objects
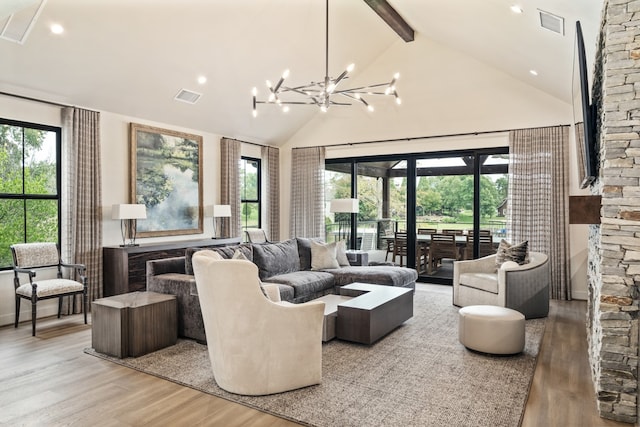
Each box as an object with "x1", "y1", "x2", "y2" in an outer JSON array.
[{"x1": 0, "y1": 0, "x2": 603, "y2": 145}]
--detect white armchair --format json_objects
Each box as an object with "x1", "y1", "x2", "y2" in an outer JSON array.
[
  {"x1": 191, "y1": 250, "x2": 325, "y2": 395},
  {"x1": 453, "y1": 251, "x2": 550, "y2": 319}
]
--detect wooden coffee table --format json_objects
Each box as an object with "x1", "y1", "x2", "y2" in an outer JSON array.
[{"x1": 335, "y1": 282, "x2": 414, "y2": 345}]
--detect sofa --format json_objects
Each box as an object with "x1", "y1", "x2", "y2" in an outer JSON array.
[
  {"x1": 147, "y1": 237, "x2": 418, "y2": 342},
  {"x1": 452, "y1": 251, "x2": 550, "y2": 319}
]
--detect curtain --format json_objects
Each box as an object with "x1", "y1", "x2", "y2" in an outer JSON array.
[
  {"x1": 61, "y1": 107, "x2": 103, "y2": 311},
  {"x1": 220, "y1": 137, "x2": 241, "y2": 238},
  {"x1": 261, "y1": 145, "x2": 280, "y2": 241},
  {"x1": 508, "y1": 126, "x2": 570, "y2": 300},
  {"x1": 290, "y1": 147, "x2": 325, "y2": 238}
]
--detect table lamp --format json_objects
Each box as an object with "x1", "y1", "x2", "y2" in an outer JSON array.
[{"x1": 112, "y1": 204, "x2": 147, "y2": 247}]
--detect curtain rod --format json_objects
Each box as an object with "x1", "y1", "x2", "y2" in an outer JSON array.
[
  {"x1": 224, "y1": 136, "x2": 277, "y2": 149},
  {"x1": 0, "y1": 90, "x2": 100, "y2": 113},
  {"x1": 294, "y1": 124, "x2": 570, "y2": 149}
]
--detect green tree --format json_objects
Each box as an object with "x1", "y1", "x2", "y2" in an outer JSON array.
[{"x1": 0, "y1": 124, "x2": 58, "y2": 268}]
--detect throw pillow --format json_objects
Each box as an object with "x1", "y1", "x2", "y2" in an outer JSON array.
[
  {"x1": 232, "y1": 249, "x2": 249, "y2": 261},
  {"x1": 336, "y1": 240, "x2": 351, "y2": 267},
  {"x1": 495, "y1": 239, "x2": 529, "y2": 268},
  {"x1": 252, "y1": 238, "x2": 300, "y2": 281},
  {"x1": 310, "y1": 240, "x2": 340, "y2": 270}
]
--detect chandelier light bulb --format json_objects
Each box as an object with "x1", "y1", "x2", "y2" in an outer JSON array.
[
  {"x1": 282, "y1": 69, "x2": 290, "y2": 79},
  {"x1": 266, "y1": 80, "x2": 273, "y2": 89},
  {"x1": 354, "y1": 93, "x2": 361, "y2": 99},
  {"x1": 385, "y1": 87, "x2": 391, "y2": 95},
  {"x1": 252, "y1": 110, "x2": 258, "y2": 118},
  {"x1": 268, "y1": 93, "x2": 275, "y2": 103},
  {"x1": 347, "y1": 63, "x2": 355, "y2": 73},
  {"x1": 320, "y1": 105, "x2": 328, "y2": 113},
  {"x1": 395, "y1": 97, "x2": 402, "y2": 105},
  {"x1": 282, "y1": 105, "x2": 290, "y2": 113},
  {"x1": 394, "y1": 72, "x2": 400, "y2": 79},
  {"x1": 367, "y1": 105, "x2": 374, "y2": 112},
  {"x1": 252, "y1": 87, "x2": 257, "y2": 96}
]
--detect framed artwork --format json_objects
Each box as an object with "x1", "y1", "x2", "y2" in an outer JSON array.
[{"x1": 130, "y1": 123, "x2": 203, "y2": 237}]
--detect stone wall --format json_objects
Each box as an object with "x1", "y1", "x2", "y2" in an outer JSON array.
[{"x1": 588, "y1": 0, "x2": 640, "y2": 423}]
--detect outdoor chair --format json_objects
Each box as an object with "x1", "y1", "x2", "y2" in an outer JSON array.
[
  {"x1": 463, "y1": 234, "x2": 496, "y2": 260},
  {"x1": 428, "y1": 233, "x2": 459, "y2": 274},
  {"x1": 11, "y1": 242, "x2": 88, "y2": 336},
  {"x1": 393, "y1": 232, "x2": 427, "y2": 272}
]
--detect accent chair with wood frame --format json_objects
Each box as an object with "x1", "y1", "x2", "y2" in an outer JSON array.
[{"x1": 11, "y1": 242, "x2": 88, "y2": 336}]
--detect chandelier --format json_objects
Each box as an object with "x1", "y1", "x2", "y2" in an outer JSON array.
[{"x1": 251, "y1": 0, "x2": 401, "y2": 117}]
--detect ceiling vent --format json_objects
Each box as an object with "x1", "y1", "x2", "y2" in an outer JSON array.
[
  {"x1": 538, "y1": 9, "x2": 564, "y2": 35},
  {"x1": 174, "y1": 89, "x2": 202, "y2": 104},
  {"x1": 0, "y1": 0, "x2": 47, "y2": 44}
]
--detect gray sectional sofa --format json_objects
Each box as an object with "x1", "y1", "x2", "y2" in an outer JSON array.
[{"x1": 147, "y1": 237, "x2": 418, "y2": 342}]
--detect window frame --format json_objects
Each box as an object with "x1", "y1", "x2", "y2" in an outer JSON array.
[
  {"x1": 240, "y1": 156, "x2": 262, "y2": 232},
  {"x1": 0, "y1": 118, "x2": 62, "y2": 270}
]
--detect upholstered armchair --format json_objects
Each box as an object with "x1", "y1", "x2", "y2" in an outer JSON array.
[
  {"x1": 453, "y1": 251, "x2": 549, "y2": 319},
  {"x1": 11, "y1": 242, "x2": 88, "y2": 336},
  {"x1": 191, "y1": 250, "x2": 325, "y2": 395}
]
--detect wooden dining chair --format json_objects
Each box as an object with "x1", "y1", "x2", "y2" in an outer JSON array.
[
  {"x1": 442, "y1": 229, "x2": 463, "y2": 235},
  {"x1": 428, "y1": 233, "x2": 459, "y2": 274},
  {"x1": 393, "y1": 232, "x2": 427, "y2": 272},
  {"x1": 463, "y1": 234, "x2": 496, "y2": 260}
]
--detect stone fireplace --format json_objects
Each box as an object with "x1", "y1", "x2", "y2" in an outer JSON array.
[{"x1": 588, "y1": 0, "x2": 640, "y2": 423}]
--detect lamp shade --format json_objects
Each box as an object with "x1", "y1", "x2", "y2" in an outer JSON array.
[
  {"x1": 212, "y1": 204, "x2": 232, "y2": 218},
  {"x1": 330, "y1": 198, "x2": 359, "y2": 213},
  {"x1": 112, "y1": 204, "x2": 147, "y2": 220}
]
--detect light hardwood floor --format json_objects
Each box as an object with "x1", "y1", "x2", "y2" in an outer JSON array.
[{"x1": 0, "y1": 291, "x2": 632, "y2": 426}]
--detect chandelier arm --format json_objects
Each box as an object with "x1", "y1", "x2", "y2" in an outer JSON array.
[{"x1": 251, "y1": 0, "x2": 400, "y2": 115}]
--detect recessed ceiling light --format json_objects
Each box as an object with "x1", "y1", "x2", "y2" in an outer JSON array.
[
  {"x1": 50, "y1": 23, "x2": 64, "y2": 34},
  {"x1": 510, "y1": 5, "x2": 523, "y2": 14},
  {"x1": 529, "y1": 70, "x2": 538, "y2": 76},
  {"x1": 197, "y1": 76, "x2": 207, "y2": 85}
]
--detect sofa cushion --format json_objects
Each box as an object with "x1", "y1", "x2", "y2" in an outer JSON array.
[
  {"x1": 265, "y1": 271, "x2": 335, "y2": 298},
  {"x1": 326, "y1": 266, "x2": 418, "y2": 288},
  {"x1": 252, "y1": 238, "x2": 300, "y2": 281},
  {"x1": 310, "y1": 240, "x2": 340, "y2": 270},
  {"x1": 185, "y1": 244, "x2": 253, "y2": 275},
  {"x1": 459, "y1": 272, "x2": 499, "y2": 294},
  {"x1": 296, "y1": 237, "x2": 324, "y2": 271}
]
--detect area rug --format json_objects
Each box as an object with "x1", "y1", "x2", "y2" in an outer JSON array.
[{"x1": 85, "y1": 284, "x2": 545, "y2": 427}]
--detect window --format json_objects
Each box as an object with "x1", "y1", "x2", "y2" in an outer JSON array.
[
  {"x1": 0, "y1": 119, "x2": 61, "y2": 269},
  {"x1": 240, "y1": 157, "x2": 261, "y2": 233}
]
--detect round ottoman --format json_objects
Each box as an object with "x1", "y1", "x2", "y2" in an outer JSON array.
[{"x1": 458, "y1": 305, "x2": 525, "y2": 355}]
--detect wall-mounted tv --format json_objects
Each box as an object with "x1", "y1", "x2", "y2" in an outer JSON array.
[{"x1": 572, "y1": 21, "x2": 598, "y2": 189}]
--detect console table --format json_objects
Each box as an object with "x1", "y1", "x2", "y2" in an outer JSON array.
[{"x1": 103, "y1": 237, "x2": 241, "y2": 296}]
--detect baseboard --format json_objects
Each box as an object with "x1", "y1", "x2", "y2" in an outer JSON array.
[
  {"x1": 572, "y1": 289, "x2": 588, "y2": 301},
  {"x1": 0, "y1": 300, "x2": 59, "y2": 328}
]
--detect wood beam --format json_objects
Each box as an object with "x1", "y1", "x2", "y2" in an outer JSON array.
[{"x1": 363, "y1": 0, "x2": 415, "y2": 42}]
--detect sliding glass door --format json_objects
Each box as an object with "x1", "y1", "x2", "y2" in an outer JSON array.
[{"x1": 325, "y1": 147, "x2": 508, "y2": 284}]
